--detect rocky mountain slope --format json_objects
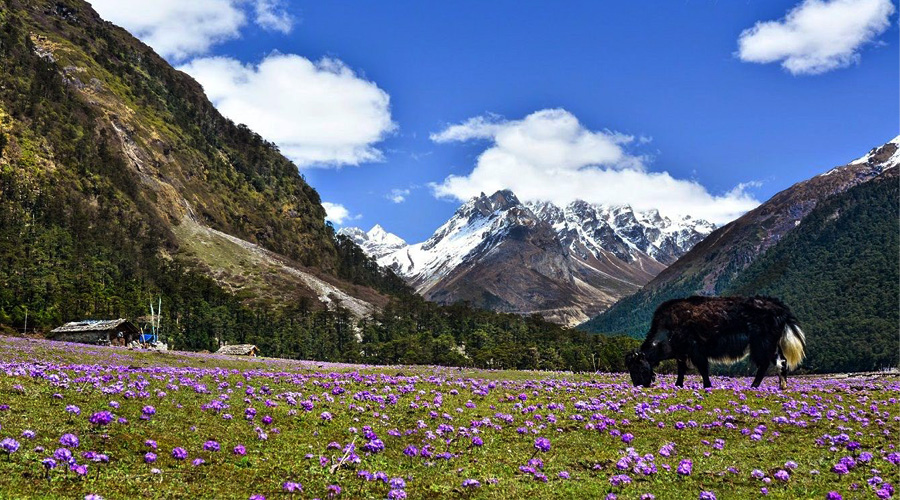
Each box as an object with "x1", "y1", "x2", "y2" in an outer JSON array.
[
  {"x1": 0, "y1": 0, "x2": 395, "y2": 340},
  {"x1": 581, "y1": 137, "x2": 900, "y2": 343},
  {"x1": 341, "y1": 191, "x2": 714, "y2": 326}
]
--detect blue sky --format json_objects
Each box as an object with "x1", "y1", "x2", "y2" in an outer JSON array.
[{"x1": 93, "y1": 0, "x2": 899, "y2": 242}]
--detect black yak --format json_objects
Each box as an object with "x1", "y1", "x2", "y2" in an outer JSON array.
[{"x1": 625, "y1": 296, "x2": 806, "y2": 389}]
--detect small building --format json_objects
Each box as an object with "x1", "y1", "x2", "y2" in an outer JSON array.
[
  {"x1": 216, "y1": 344, "x2": 259, "y2": 356},
  {"x1": 50, "y1": 319, "x2": 141, "y2": 346}
]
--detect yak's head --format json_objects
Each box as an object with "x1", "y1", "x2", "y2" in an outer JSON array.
[{"x1": 625, "y1": 350, "x2": 655, "y2": 387}]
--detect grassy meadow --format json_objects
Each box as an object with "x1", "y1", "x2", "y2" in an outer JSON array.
[{"x1": 0, "y1": 336, "x2": 895, "y2": 499}]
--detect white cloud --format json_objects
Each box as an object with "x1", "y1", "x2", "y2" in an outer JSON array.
[
  {"x1": 387, "y1": 189, "x2": 411, "y2": 203},
  {"x1": 430, "y1": 109, "x2": 760, "y2": 225},
  {"x1": 322, "y1": 202, "x2": 358, "y2": 225},
  {"x1": 90, "y1": 0, "x2": 295, "y2": 60},
  {"x1": 252, "y1": 0, "x2": 294, "y2": 33},
  {"x1": 737, "y1": 0, "x2": 895, "y2": 75},
  {"x1": 179, "y1": 54, "x2": 395, "y2": 167}
]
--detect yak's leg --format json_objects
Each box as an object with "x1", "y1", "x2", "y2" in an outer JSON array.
[
  {"x1": 692, "y1": 356, "x2": 712, "y2": 388},
  {"x1": 776, "y1": 352, "x2": 788, "y2": 390},
  {"x1": 675, "y1": 359, "x2": 687, "y2": 387},
  {"x1": 751, "y1": 362, "x2": 769, "y2": 388}
]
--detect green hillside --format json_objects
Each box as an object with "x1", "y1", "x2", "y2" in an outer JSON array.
[
  {"x1": 582, "y1": 169, "x2": 899, "y2": 372},
  {"x1": 726, "y1": 171, "x2": 899, "y2": 372},
  {"x1": 0, "y1": 0, "x2": 636, "y2": 372}
]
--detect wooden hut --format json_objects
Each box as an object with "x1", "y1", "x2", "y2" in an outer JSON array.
[
  {"x1": 49, "y1": 319, "x2": 141, "y2": 346},
  {"x1": 215, "y1": 344, "x2": 259, "y2": 356}
]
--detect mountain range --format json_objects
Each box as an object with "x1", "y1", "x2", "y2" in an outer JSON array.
[
  {"x1": 341, "y1": 192, "x2": 714, "y2": 326},
  {"x1": 581, "y1": 136, "x2": 899, "y2": 372}
]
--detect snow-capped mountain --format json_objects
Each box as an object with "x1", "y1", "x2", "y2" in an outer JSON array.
[
  {"x1": 338, "y1": 225, "x2": 407, "y2": 259},
  {"x1": 340, "y1": 191, "x2": 714, "y2": 326}
]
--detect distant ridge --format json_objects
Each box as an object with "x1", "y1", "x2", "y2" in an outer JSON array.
[{"x1": 341, "y1": 193, "x2": 714, "y2": 326}]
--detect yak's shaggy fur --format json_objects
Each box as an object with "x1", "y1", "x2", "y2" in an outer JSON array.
[{"x1": 626, "y1": 296, "x2": 806, "y2": 389}]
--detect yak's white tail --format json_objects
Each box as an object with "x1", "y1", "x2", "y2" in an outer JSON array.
[{"x1": 780, "y1": 324, "x2": 806, "y2": 370}]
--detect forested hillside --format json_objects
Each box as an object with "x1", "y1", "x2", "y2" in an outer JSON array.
[
  {"x1": 727, "y1": 170, "x2": 898, "y2": 372},
  {"x1": 0, "y1": 0, "x2": 637, "y2": 372},
  {"x1": 582, "y1": 162, "x2": 898, "y2": 373}
]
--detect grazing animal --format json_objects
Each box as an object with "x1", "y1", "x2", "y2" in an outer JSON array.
[{"x1": 625, "y1": 296, "x2": 806, "y2": 389}]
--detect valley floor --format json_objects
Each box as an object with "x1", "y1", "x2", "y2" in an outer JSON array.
[{"x1": 0, "y1": 336, "x2": 895, "y2": 499}]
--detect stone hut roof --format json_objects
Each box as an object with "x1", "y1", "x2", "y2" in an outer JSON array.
[
  {"x1": 50, "y1": 319, "x2": 140, "y2": 334},
  {"x1": 215, "y1": 344, "x2": 259, "y2": 356}
]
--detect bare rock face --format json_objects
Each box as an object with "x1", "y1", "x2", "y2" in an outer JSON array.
[{"x1": 341, "y1": 191, "x2": 715, "y2": 326}]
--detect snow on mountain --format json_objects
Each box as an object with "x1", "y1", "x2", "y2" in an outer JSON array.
[
  {"x1": 355, "y1": 190, "x2": 533, "y2": 293},
  {"x1": 338, "y1": 224, "x2": 407, "y2": 259},
  {"x1": 341, "y1": 190, "x2": 715, "y2": 325},
  {"x1": 525, "y1": 200, "x2": 715, "y2": 266}
]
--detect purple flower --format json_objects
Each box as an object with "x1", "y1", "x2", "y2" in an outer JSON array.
[
  {"x1": 534, "y1": 437, "x2": 551, "y2": 452},
  {"x1": 751, "y1": 469, "x2": 766, "y2": 479},
  {"x1": 462, "y1": 479, "x2": 481, "y2": 488},
  {"x1": 326, "y1": 484, "x2": 341, "y2": 497},
  {"x1": 192, "y1": 458, "x2": 205, "y2": 466},
  {"x1": 203, "y1": 440, "x2": 220, "y2": 452},
  {"x1": 233, "y1": 444, "x2": 246, "y2": 456},
  {"x1": 89, "y1": 411, "x2": 114, "y2": 426},
  {"x1": 699, "y1": 492, "x2": 716, "y2": 500},
  {"x1": 832, "y1": 463, "x2": 849, "y2": 475},
  {"x1": 171, "y1": 447, "x2": 188, "y2": 460},
  {"x1": 825, "y1": 493, "x2": 842, "y2": 500},
  {"x1": 59, "y1": 433, "x2": 79, "y2": 448},
  {"x1": 388, "y1": 490, "x2": 407, "y2": 499},
  {"x1": 472, "y1": 436, "x2": 484, "y2": 447},
  {"x1": 320, "y1": 412, "x2": 333, "y2": 421},
  {"x1": 403, "y1": 445, "x2": 418, "y2": 457},
  {"x1": 249, "y1": 496, "x2": 265, "y2": 500},
  {"x1": 677, "y1": 459, "x2": 693, "y2": 476},
  {"x1": 142, "y1": 405, "x2": 156, "y2": 416},
  {"x1": 609, "y1": 474, "x2": 632, "y2": 486},
  {"x1": 1, "y1": 438, "x2": 20, "y2": 454},
  {"x1": 54, "y1": 447, "x2": 73, "y2": 463},
  {"x1": 84, "y1": 495, "x2": 104, "y2": 500},
  {"x1": 144, "y1": 452, "x2": 157, "y2": 463},
  {"x1": 774, "y1": 470, "x2": 790, "y2": 482},
  {"x1": 389, "y1": 477, "x2": 406, "y2": 489},
  {"x1": 66, "y1": 405, "x2": 80, "y2": 415},
  {"x1": 21, "y1": 430, "x2": 35, "y2": 439},
  {"x1": 558, "y1": 471, "x2": 570, "y2": 479},
  {"x1": 622, "y1": 433, "x2": 634, "y2": 444},
  {"x1": 362, "y1": 439, "x2": 385, "y2": 453}
]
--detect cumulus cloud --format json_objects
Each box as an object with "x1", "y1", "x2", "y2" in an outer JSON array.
[
  {"x1": 90, "y1": 0, "x2": 295, "y2": 60},
  {"x1": 387, "y1": 189, "x2": 411, "y2": 203},
  {"x1": 322, "y1": 202, "x2": 358, "y2": 225},
  {"x1": 430, "y1": 109, "x2": 760, "y2": 225},
  {"x1": 179, "y1": 54, "x2": 395, "y2": 167},
  {"x1": 737, "y1": 0, "x2": 895, "y2": 75},
  {"x1": 252, "y1": 0, "x2": 294, "y2": 33}
]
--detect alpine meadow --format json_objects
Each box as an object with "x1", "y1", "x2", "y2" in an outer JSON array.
[{"x1": 0, "y1": 0, "x2": 897, "y2": 499}]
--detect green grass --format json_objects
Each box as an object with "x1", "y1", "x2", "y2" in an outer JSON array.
[{"x1": 0, "y1": 336, "x2": 895, "y2": 499}]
